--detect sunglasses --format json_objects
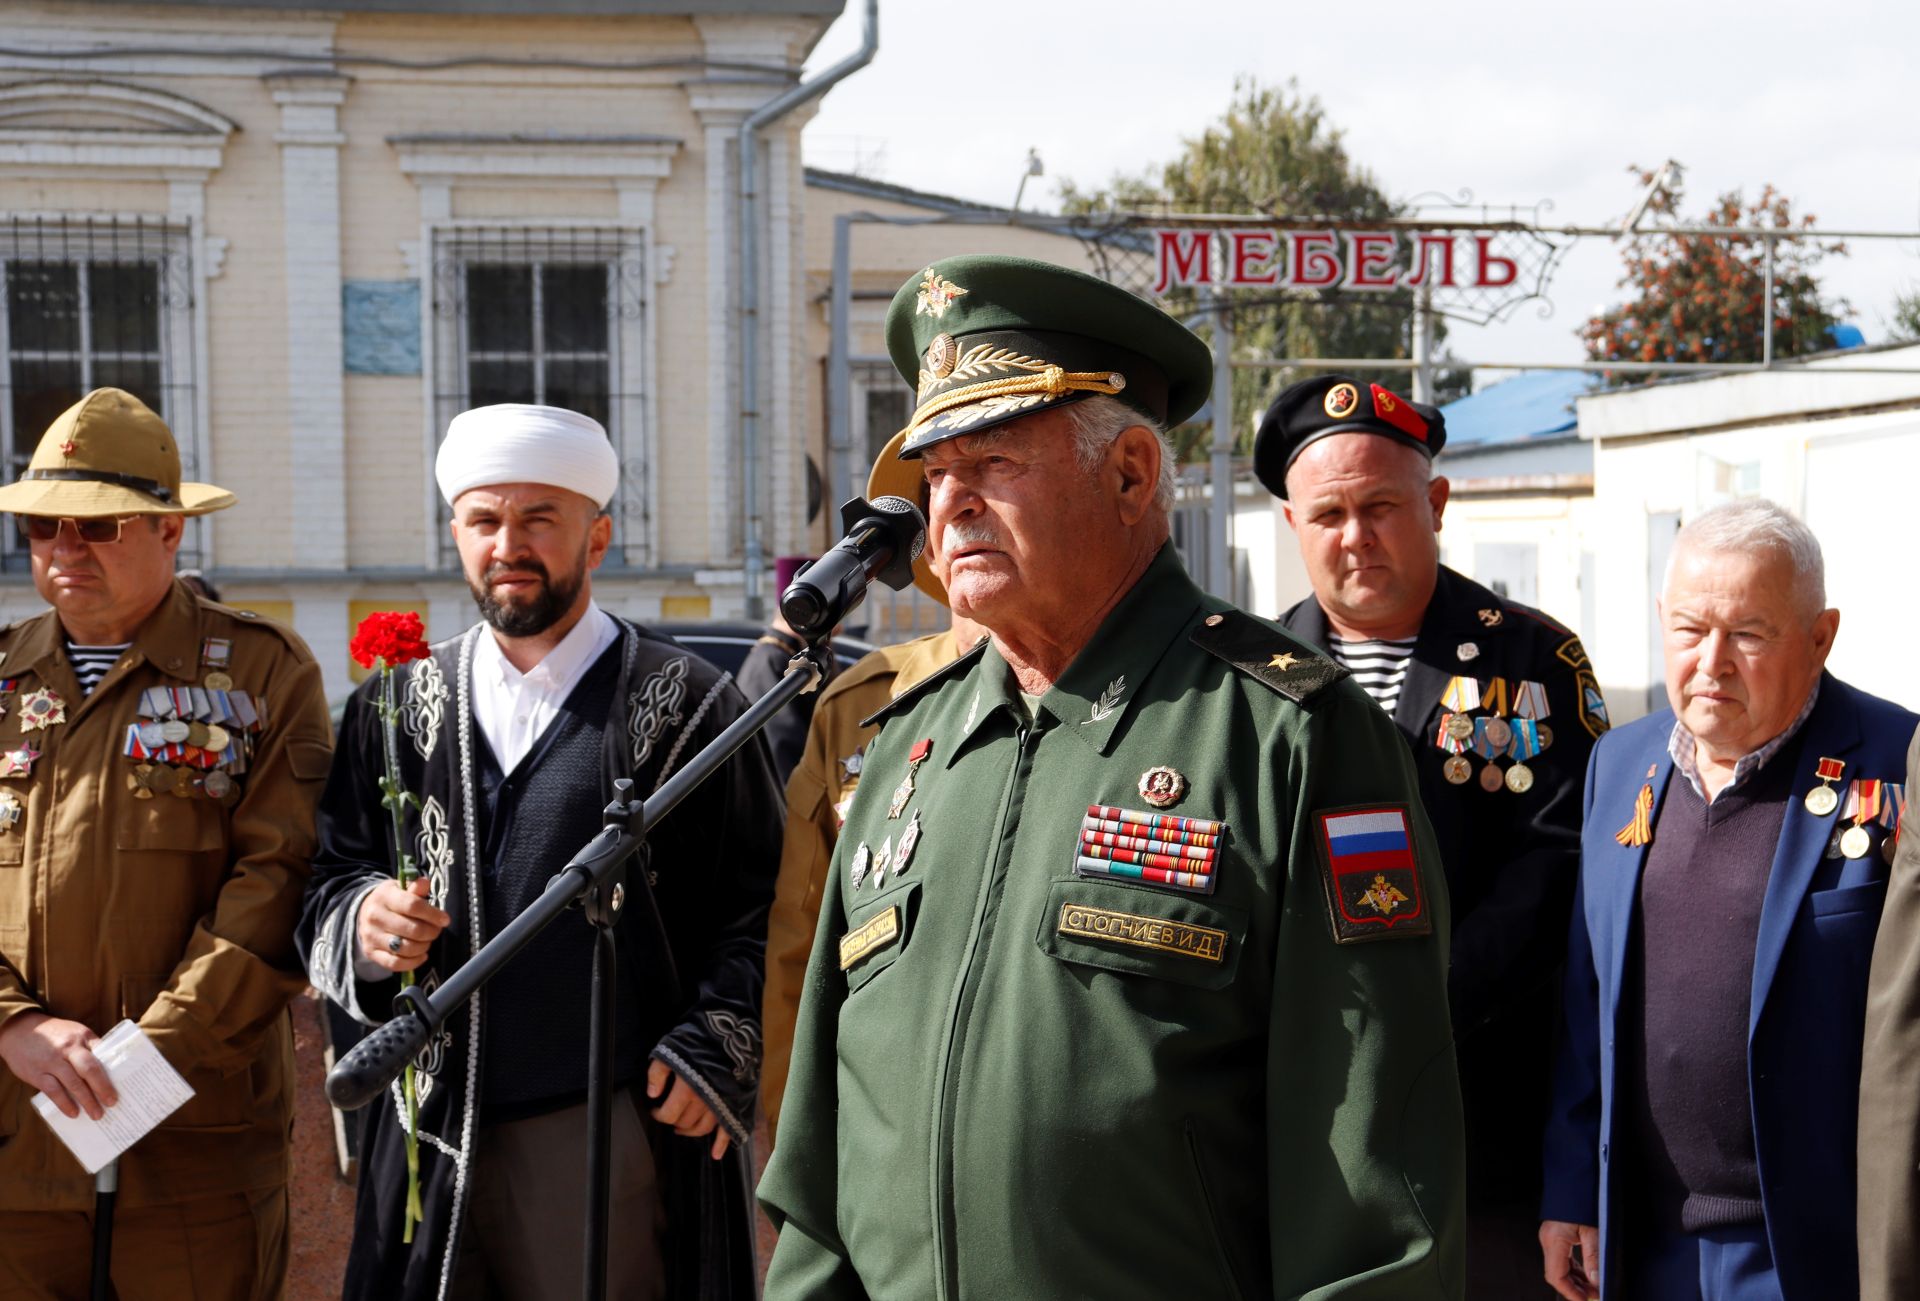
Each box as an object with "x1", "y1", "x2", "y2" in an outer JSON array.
[{"x1": 15, "y1": 515, "x2": 141, "y2": 544}]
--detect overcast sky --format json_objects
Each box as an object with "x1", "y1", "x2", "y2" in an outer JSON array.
[{"x1": 802, "y1": 0, "x2": 1920, "y2": 371}]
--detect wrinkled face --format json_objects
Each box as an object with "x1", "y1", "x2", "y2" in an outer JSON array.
[
  {"x1": 450, "y1": 483, "x2": 610, "y2": 638},
  {"x1": 920, "y1": 408, "x2": 1124, "y2": 632},
  {"x1": 1282, "y1": 433, "x2": 1447, "y2": 634},
  {"x1": 28, "y1": 512, "x2": 180, "y2": 637},
  {"x1": 1661, "y1": 543, "x2": 1837, "y2": 758}
]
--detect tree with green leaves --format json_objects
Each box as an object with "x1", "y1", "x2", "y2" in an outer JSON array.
[
  {"x1": 1889, "y1": 286, "x2": 1920, "y2": 341},
  {"x1": 1582, "y1": 163, "x2": 1848, "y2": 373},
  {"x1": 1060, "y1": 78, "x2": 1463, "y2": 459}
]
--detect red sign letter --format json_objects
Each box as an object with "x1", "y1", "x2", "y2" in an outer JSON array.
[
  {"x1": 1473, "y1": 234, "x2": 1518, "y2": 288},
  {"x1": 1402, "y1": 234, "x2": 1458, "y2": 288},
  {"x1": 1228, "y1": 229, "x2": 1279, "y2": 285},
  {"x1": 1286, "y1": 231, "x2": 1341, "y2": 288},
  {"x1": 1153, "y1": 229, "x2": 1213, "y2": 294},
  {"x1": 1345, "y1": 232, "x2": 1398, "y2": 289}
]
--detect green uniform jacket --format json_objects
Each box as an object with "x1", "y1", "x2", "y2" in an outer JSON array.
[{"x1": 759, "y1": 547, "x2": 1465, "y2": 1300}]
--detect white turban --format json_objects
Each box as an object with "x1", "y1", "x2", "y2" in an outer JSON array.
[{"x1": 435, "y1": 403, "x2": 619, "y2": 509}]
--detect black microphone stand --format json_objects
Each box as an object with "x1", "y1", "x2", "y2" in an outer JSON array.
[{"x1": 326, "y1": 641, "x2": 833, "y2": 1301}]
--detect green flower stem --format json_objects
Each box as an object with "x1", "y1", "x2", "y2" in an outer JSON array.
[{"x1": 379, "y1": 666, "x2": 425, "y2": 1245}]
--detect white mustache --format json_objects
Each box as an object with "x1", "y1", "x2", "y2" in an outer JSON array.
[{"x1": 942, "y1": 521, "x2": 1001, "y2": 553}]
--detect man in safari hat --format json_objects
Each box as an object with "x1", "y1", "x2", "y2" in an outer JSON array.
[{"x1": 0, "y1": 388, "x2": 333, "y2": 1299}]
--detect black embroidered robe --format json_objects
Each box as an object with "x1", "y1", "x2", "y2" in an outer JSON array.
[{"x1": 297, "y1": 620, "x2": 782, "y2": 1300}]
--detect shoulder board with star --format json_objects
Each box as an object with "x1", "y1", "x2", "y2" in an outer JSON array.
[
  {"x1": 860, "y1": 635, "x2": 989, "y2": 729},
  {"x1": 1190, "y1": 608, "x2": 1346, "y2": 703}
]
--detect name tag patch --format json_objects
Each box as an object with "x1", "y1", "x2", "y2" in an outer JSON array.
[
  {"x1": 1315, "y1": 805, "x2": 1433, "y2": 944},
  {"x1": 1057, "y1": 902, "x2": 1228, "y2": 964},
  {"x1": 838, "y1": 905, "x2": 901, "y2": 971}
]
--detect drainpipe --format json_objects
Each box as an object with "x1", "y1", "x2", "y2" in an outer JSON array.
[{"x1": 737, "y1": 0, "x2": 879, "y2": 619}]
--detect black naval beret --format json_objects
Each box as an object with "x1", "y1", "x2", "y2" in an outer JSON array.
[{"x1": 1253, "y1": 374, "x2": 1447, "y2": 499}]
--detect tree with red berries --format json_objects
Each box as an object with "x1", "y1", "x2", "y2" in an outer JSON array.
[{"x1": 1583, "y1": 163, "x2": 1848, "y2": 374}]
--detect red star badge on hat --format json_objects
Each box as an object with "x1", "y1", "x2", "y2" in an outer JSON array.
[{"x1": 58, "y1": 440, "x2": 76, "y2": 457}]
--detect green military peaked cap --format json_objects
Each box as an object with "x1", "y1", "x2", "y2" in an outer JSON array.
[{"x1": 883, "y1": 254, "x2": 1212, "y2": 459}]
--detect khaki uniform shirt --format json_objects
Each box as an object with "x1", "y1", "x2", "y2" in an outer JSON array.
[
  {"x1": 760, "y1": 631, "x2": 963, "y2": 1137},
  {"x1": 0, "y1": 581, "x2": 332, "y2": 1210}
]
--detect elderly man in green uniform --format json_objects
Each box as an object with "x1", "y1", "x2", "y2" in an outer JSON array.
[
  {"x1": 759, "y1": 255, "x2": 1465, "y2": 1299},
  {"x1": 1256, "y1": 377, "x2": 1607, "y2": 1296}
]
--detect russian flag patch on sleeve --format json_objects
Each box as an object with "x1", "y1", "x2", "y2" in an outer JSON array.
[{"x1": 1314, "y1": 806, "x2": 1433, "y2": 944}]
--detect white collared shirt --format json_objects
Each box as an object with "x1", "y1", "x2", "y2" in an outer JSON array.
[{"x1": 470, "y1": 601, "x2": 620, "y2": 774}]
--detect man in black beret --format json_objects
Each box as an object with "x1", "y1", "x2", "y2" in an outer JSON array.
[{"x1": 1258, "y1": 374, "x2": 1610, "y2": 1297}]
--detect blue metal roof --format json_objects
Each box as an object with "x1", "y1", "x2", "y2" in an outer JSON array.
[{"x1": 1440, "y1": 370, "x2": 1597, "y2": 450}]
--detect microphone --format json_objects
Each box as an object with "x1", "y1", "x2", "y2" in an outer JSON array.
[{"x1": 780, "y1": 495, "x2": 926, "y2": 638}]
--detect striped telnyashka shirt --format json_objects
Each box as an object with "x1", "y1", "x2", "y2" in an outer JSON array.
[
  {"x1": 1327, "y1": 635, "x2": 1418, "y2": 715},
  {"x1": 66, "y1": 641, "x2": 131, "y2": 696}
]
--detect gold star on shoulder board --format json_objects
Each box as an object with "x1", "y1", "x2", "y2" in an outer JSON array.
[{"x1": 1268, "y1": 652, "x2": 1300, "y2": 672}]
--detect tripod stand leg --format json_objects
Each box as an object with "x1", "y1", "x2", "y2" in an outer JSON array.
[{"x1": 583, "y1": 922, "x2": 615, "y2": 1301}]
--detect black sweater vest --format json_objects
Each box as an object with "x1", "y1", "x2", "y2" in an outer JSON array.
[{"x1": 473, "y1": 641, "x2": 647, "y2": 1117}]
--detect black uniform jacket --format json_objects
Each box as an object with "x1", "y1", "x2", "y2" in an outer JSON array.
[{"x1": 1283, "y1": 564, "x2": 1606, "y2": 1206}]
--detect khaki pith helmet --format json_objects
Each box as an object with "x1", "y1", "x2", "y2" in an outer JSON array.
[{"x1": 0, "y1": 388, "x2": 234, "y2": 517}]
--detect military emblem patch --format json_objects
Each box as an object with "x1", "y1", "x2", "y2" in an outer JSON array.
[
  {"x1": 1323, "y1": 382, "x2": 1359, "y2": 419},
  {"x1": 1314, "y1": 806, "x2": 1433, "y2": 943}
]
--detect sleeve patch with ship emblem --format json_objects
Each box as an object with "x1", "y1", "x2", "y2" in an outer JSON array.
[{"x1": 1313, "y1": 806, "x2": 1434, "y2": 944}]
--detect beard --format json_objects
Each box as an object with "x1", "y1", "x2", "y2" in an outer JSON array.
[{"x1": 468, "y1": 552, "x2": 586, "y2": 637}]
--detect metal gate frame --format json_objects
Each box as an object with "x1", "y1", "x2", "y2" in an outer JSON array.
[{"x1": 827, "y1": 203, "x2": 1920, "y2": 621}]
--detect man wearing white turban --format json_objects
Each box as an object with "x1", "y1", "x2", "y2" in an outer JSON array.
[{"x1": 299, "y1": 405, "x2": 783, "y2": 1300}]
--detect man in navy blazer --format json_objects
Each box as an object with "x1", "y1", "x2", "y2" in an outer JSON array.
[{"x1": 1540, "y1": 499, "x2": 1916, "y2": 1301}]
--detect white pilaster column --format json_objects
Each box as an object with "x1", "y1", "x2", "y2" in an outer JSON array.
[{"x1": 265, "y1": 70, "x2": 351, "y2": 570}]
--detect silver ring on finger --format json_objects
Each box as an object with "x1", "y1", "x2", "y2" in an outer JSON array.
[{"x1": 388, "y1": 933, "x2": 404, "y2": 954}]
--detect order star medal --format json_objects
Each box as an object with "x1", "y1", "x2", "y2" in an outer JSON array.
[
  {"x1": 888, "y1": 738, "x2": 932, "y2": 819},
  {"x1": 18, "y1": 687, "x2": 64, "y2": 732},
  {"x1": 0, "y1": 744, "x2": 40, "y2": 779}
]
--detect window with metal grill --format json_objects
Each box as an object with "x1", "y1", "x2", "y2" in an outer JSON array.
[
  {"x1": 431, "y1": 227, "x2": 647, "y2": 567},
  {"x1": 0, "y1": 217, "x2": 199, "y2": 570}
]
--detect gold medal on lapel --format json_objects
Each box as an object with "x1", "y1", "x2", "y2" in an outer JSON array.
[{"x1": 1805, "y1": 757, "x2": 1845, "y2": 816}]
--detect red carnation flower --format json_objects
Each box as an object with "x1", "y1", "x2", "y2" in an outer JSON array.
[{"x1": 350, "y1": 610, "x2": 430, "y2": 669}]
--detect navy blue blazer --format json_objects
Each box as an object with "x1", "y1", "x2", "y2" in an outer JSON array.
[{"x1": 1541, "y1": 674, "x2": 1917, "y2": 1300}]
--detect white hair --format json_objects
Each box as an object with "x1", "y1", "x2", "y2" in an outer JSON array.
[
  {"x1": 1056, "y1": 394, "x2": 1176, "y2": 513},
  {"x1": 1669, "y1": 498, "x2": 1826, "y2": 616}
]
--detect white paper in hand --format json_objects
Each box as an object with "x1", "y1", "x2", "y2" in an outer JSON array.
[{"x1": 29, "y1": 1020, "x2": 195, "y2": 1174}]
